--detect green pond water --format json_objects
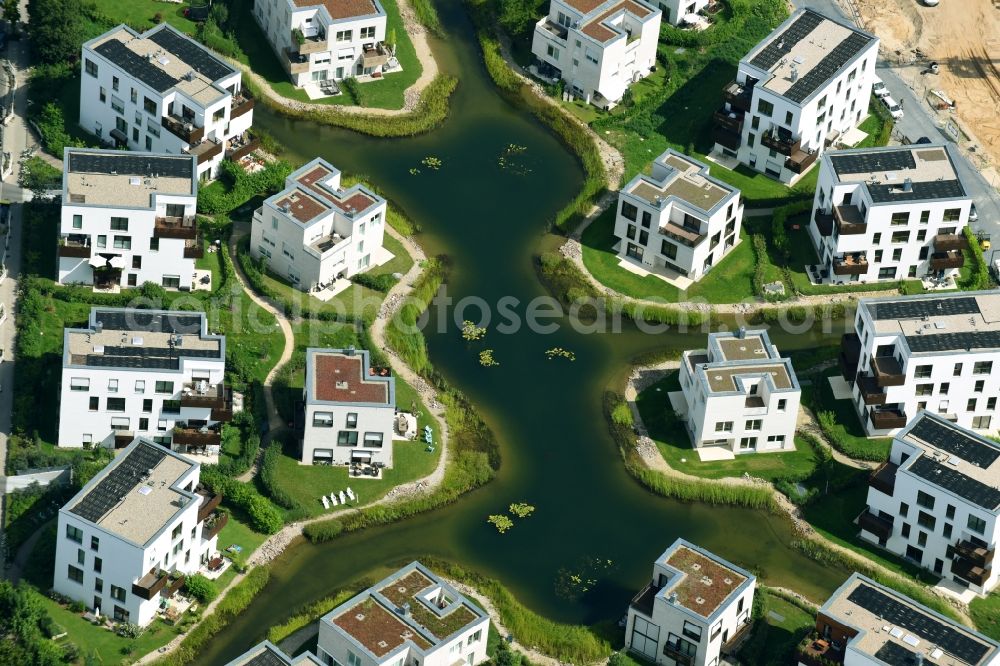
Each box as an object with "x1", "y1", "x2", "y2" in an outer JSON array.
[{"x1": 196, "y1": 2, "x2": 850, "y2": 662}]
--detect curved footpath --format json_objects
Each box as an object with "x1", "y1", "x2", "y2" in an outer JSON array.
[{"x1": 230, "y1": 0, "x2": 438, "y2": 116}]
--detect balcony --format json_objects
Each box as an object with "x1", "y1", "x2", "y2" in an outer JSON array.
[
  {"x1": 183, "y1": 236, "x2": 204, "y2": 259},
  {"x1": 859, "y1": 510, "x2": 894, "y2": 540},
  {"x1": 839, "y1": 333, "x2": 861, "y2": 381},
  {"x1": 293, "y1": 31, "x2": 328, "y2": 55},
  {"x1": 113, "y1": 431, "x2": 135, "y2": 448},
  {"x1": 721, "y1": 620, "x2": 753, "y2": 655},
  {"x1": 164, "y1": 573, "x2": 186, "y2": 599},
  {"x1": 857, "y1": 373, "x2": 886, "y2": 405},
  {"x1": 161, "y1": 115, "x2": 204, "y2": 144},
  {"x1": 929, "y1": 250, "x2": 964, "y2": 271},
  {"x1": 760, "y1": 128, "x2": 800, "y2": 156},
  {"x1": 660, "y1": 220, "x2": 705, "y2": 247},
  {"x1": 723, "y1": 80, "x2": 753, "y2": 113},
  {"x1": 188, "y1": 139, "x2": 222, "y2": 166},
  {"x1": 173, "y1": 425, "x2": 222, "y2": 448},
  {"x1": 362, "y1": 42, "x2": 391, "y2": 70},
  {"x1": 786, "y1": 148, "x2": 818, "y2": 174},
  {"x1": 834, "y1": 204, "x2": 866, "y2": 235},
  {"x1": 950, "y1": 556, "x2": 990, "y2": 587},
  {"x1": 868, "y1": 461, "x2": 898, "y2": 496},
  {"x1": 814, "y1": 209, "x2": 834, "y2": 237},
  {"x1": 933, "y1": 233, "x2": 969, "y2": 251},
  {"x1": 284, "y1": 48, "x2": 310, "y2": 75},
  {"x1": 154, "y1": 215, "x2": 198, "y2": 240},
  {"x1": 630, "y1": 582, "x2": 657, "y2": 617},
  {"x1": 58, "y1": 237, "x2": 92, "y2": 258},
  {"x1": 870, "y1": 407, "x2": 907, "y2": 430},
  {"x1": 201, "y1": 510, "x2": 229, "y2": 541},
  {"x1": 947, "y1": 540, "x2": 995, "y2": 567},
  {"x1": 833, "y1": 252, "x2": 868, "y2": 276},
  {"x1": 662, "y1": 641, "x2": 695, "y2": 666},
  {"x1": 538, "y1": 18, "x2": 568, "y2": 41},
  {"x1": 713, "y1": 107, "x2": 744, "y2": 134},
  {"x1": 181, "y1": 382, "x2": 234, "y2": 421},
  {"x1": 196, "y1": 489, "x2": 222, "y2": 523},
  {"x1": 132, "y1": 569, "x2": 169, "y2": 600},
  {"x1": 226, "y1": 131, "x2": 259, "y2": 161},
  {"x1": 230, "y1": 89, "x2": 255, "y2": 119},
  {"x1": 871, "y1": 355, "x2": 905, "y2": 387}
]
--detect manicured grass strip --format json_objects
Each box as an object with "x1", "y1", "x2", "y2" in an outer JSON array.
[
  {"x1": 737, "y1": 591, "x2": 815, "y2": 666},
  {"x1": 970, "y1": 592, "x2": 1000, "y2": 641},
  {"x1": 801, "y1": 369, "x2": 891, "y2": 462}
]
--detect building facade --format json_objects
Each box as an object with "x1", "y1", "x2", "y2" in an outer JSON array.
[
  {"x1": 711, "y1": 8, "x2": 878, "y2": 184},
  {"x1": 301, "y1": 348, "x2": 396, "y2": 467},
  {"x1": 531, "y1": 0, "x2": 661, "y2": 108},
  {"x1": 58, "y1": 149, "x2": 201, "y2": 290},
  {"x1": 859, "y1": 413, "x2": 999, "y2": 595},
  {"x1": 653, "y1": 0, "x2": 708, "y2": 26},
  {"x1": 53, "y1": 439, "x2": 227, "y2": 626},
  {"x1": 626, "y1": 539, "x2": 756, "y2": 666},
  {"x1": 679, "y1": 329, "x2": 801, "y2": 454},
  {"x1": 250, "y1": 157, "x2": 387, "y2": 292},
  {"x1": 226, "y1": 641, "x2": 324, "y2": 666},
  {"x1": 253, "y1": 0, "x2": 394, "y2": 87},
  {"x1": 80, "y1": 23, "x2": 256, "y2": 181},
  {"x1": 840, "y1": 291, "x2": 1000, "y2": 437},
  {"x1": 800, "y1": 572, "x2": 1000, "y2": 666},
  {"x1": 317, "y1": 561, "x2": 489, "y2": 666},
  {"x1": 808, "y1": 145, "x2": 972, "y2": 285},
  {"x1": 58, "y1": 308, "x2": 234, "y2": 455},
  {"x1": 612, "y1": 149, "x2": 743, "y2": 281}
]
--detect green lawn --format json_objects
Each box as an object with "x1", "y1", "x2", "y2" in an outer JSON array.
[
  {"x1": 580, "y1": 206, "x2": 757, "y2": 303},
  {"x1": 89, "y1": 0, "x2": 199, "y2": 34},
  {"x1": 970, "y1": 592, "x2": 1000, "y2": 641},
  {"x1": 635, "y1": 372, "x2": 819, "y2": 480},
  {"x1": 801, "y1": 369, "x2": 892, "y2": 462},
  {"x1": 737, "y1": 593, "x2": 815, "y2": 666}
]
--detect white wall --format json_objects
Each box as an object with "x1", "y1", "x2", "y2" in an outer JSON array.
[{"x1": 302, "y1": 402, "x2": 395, "y2": 466}]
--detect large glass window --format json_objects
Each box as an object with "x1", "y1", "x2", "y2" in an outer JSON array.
[
  {"x1": 155, "y1": 381, "x2": 175, "y2": 394},
  {"x1": 620, "y1": 201, "x2": 638, "y2": 221},
  {"x1": 68, "y1": 565, "x2": 84, "y2": 584},
  {"x1": 66, "y1": 525, "x2": 83, "y2": 543},
  {"x1": 363, "y1": 432, "x2": 384, "y2": 448},
  {"x1": 337, "y1": 431, "x2": 359, "y2": 446},
  {"x1": 916, "y1": 490, "x2": 935, "y2": 510},
  {"x1": 968, "y1": 514, "x2": 987, "y2": 535},
  {"x1": 756, "y1": 99, "x2": 773, "y2": 117},
  {"x1": 630, "y1": 616, "x2": 660, "y2": 658},
  {"x1": 312, "y1": 412, "x2": 334, "y2": 427},
  {"x1": 665, "y1": 633, "x2": 698, "y2": 658},
  {"x1": 110, "y1": 217, "x2": 128, "y2": 231},
  {"x1": 682, "y1": 621, "x2": 703, "y2": 642}
]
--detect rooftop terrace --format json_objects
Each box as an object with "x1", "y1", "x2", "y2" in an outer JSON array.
[
  {"x1": 626, "y1": 151, "x2": 734, "y2": 213},
  {"x1": 307, "y1": 349, "x2": 392, "y2": 406},
  {"x1": 580, "y1": 0, "x2": 654, "y2": 43},
  {"x1": 271, "y1": 160, "x2": 381, "y2": 225},
  {"x1": 64, "y1": 149, "x2": 195, "y2": 208},
  {"x1": 685, "y1": 330, "x2": 795, "y2": 394}
]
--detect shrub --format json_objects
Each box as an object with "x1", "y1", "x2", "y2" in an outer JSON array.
[
  {"x1": 349, "y1": 272, "x2": 399, "y2": 293},
  {"x1": 197, "y1": 160, "x2": 292, "y2": 215},
  {"x1": 200, "y1": 469, "x2": 284, "y2": 534},
  {"x1": 183, "y1": 574, "x2": 218, "y2": 603},
  {"x1": 114, "y1": 622, "x2": 142, "y2": 639},
  {"x1": 959, "y1": 226, "x2": 991, "y2": 291},
  {"x1": 259, "y1": 445, "x2": 302, "y2": 510}
]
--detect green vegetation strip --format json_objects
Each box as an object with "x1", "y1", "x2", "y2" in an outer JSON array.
[{"x1": 970, "y1": 593, "x2": 1000, "y2": 642}]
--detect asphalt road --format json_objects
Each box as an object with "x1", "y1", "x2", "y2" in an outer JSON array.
[{"x1": 795, "y1": 0, "x2": 1000, "y2": 267}]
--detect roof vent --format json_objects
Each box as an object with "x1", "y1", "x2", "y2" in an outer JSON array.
[
  {"x1": 790, "y1": 64, "x2": 799, "y2": 83},
  {"x1": 723, "y1": 577, "x2": 733, "y2": 585},
  {"x1": 701, "y1": 576, "x2": 712, "y2": 586},
  {"x1": 902, "y1": 177, "x2": 913, "y2": 193},
  {"x1": 355, "y1": 613, "x2": 365, "y2": 621},
  {"x1": 695, "y1": 596, "x2": 705, "y2": 605},
  {"x1": 668, "y1": 592, "x2": 678, "y2": 604},
  {"x1": 336, "y1": 381, "x2": 348, "y2": 390},
  {"x1": 347, "y1": 346, "x2": 356, "y2": 356},
  {"x1": 691, "y1": 562, "x2": 701, "y2": 571}
]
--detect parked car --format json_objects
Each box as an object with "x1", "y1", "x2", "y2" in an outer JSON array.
[
  {"x1": 881, "y1": 95, "x2": 904, "y2": 119},
  {"x1": 992, "y1": 258, "x2": 1000, "y2": 282},
  {"x1": 922, "y1": 0, "x2": 939, "y2": 6},
  {"x1": 969, "y1": 203, "x2": 978, "y2": 223},
  {"x1": 872, "y1": 76, "x2": 890, "y2": 98}
]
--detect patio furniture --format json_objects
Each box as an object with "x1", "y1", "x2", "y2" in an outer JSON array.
[
  {"x1": 208, "y1": 557, "x2": 224, "y2": 571},
  {"x1": 322, "y1": 495, "x2": 330, "y2": 509},
  {"x1": 339, "y1": 490, "x2": 347, "y2": 504},
  {"x1": 330, "y1": 494, "x2": 338, "y2": 506},
  {"x1": 346, "y1": 487, "x2": 356, "y2": 501}
]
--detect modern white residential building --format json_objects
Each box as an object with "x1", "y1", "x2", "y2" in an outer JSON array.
[
  {"x1": 807, "y1": 144, "x2": 972, "y2": 285},
  {"x1": 679, "y1": 329, "x2": 801, "y2": 454},
  {"x1": 840, "y1": 291, "x2": 1000, "y2": 437},
  {"x1": 626, "y1": 539, "x2": 756, "y2": 666},
  {"x1": 253, "y1": 0, "x2": 396, "y2": 87},
  {"x1": 317, "y1": 561, "x2": 489, "y2": 666},
  {"x1": 301, "y1": 348, "x2": 395, "y2": 467},
  {"x1": 799, "y1": 572, "x2": 1000, "y2": 666},
  {"x1": 530, "y1": 0, "x2": 661, "y2": 108},
  {"x1": 711, "y1": 8, "x2": 878, "y2": 184},
  {"x1": 57, "y1": 308, "x2": 234, "y2": 455},
  {"x1": 250, "y1": 157, "x2": 387, "y2": 292},
  {"x1": 57, "y1": 148, "x2": 202, "y2": 290},
  {"x1": 653, "y1": 0, "x2": 707, "y2": 26},
  {"x1": 53, "y1": 438, "x2": 228, "y2": 627},
  {"x1": 859, "y1": 412, "x2": 999, "y2": 595},
  {"x1": 612, "y1": 149, "x2": 743, "y2": 282},
  {"x1": 226, "y1": 641, "x2": 324, "y2": 666},
  {"x1": 80, "y1": 23, "x2": 256, "y2": 181}
]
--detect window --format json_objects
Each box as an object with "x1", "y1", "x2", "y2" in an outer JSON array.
[
  {"x1": 915, "y1": 365, "x2": 932, "y2": 379},
  {"x1": 946, "y1": 504, "x2": 956, "y2": 519},
  {"x1": 363, "y1": 432, "x2": 384, "y2": 448},
  {"x1": 629, "y1": 615, "x2": 661, "y2": 657},
  {"x1": 70, "y1": 377, "x2": 90, "y2": 391},
  {"x1": 94, "y1": 557, "x2": 102, "y2": 573},
  {"x1": 621, "y1": 201, "x2": 638, "y2": 221},
  {"x1": 890, "y1": 212, "x2": 909, "y2": 226},
  {"x1": 715, "y1": 421, "x2": 733, "y2": 433},
  {"x1": 337, "y1": 431, "x2": 359, "y2": 446},
  {"x1": 916, "y1": 230, "x2": 926, "y2": 242},
  {"x1": 784, "y1": 110, "x2": 793, "y2": 125},
  {"x1": 973, "y1": 415, "x2": 992, "y2": 429},
  {"x1": 626, "y1": 225, "x2": 636, "y2": 241},
  {"x1": 954, "y1": 363, "x2": 963, "y2": 376},
  {"x1": 111, "y1": 585, "x2": 126, "y2": 602},
  {"x1": 757, "y1": 99, "x2": 774, "y2": 117},
  {"x1": 899, "y1": 502, "x2": 909, "y2": 517},
  {"x1": 346, "y1": 413, "x2": 358, "y2": 428},
  {"x1": 915, "y1": 384, "x2": 933, "y2": 397},
  {"x1": 155, "y1": 381, "x2": 175, "y2": 394},
  {"x1": 973, "y1": 361, "x2": 993, "y2": 375},
  {"x1": 68, "y1": 565, "x2": 84, "y2": 584},
  {"x1": 113, "y1": 606, "x2": 129, "y2": 623},
  {"x1": 90, "y1": 536, "x2": 99, "y2": 551},
  {"x1": 134, "y1": 380, "x2": 145, "y2": 394},
  {"x1": 745, "y1": 419, "x2": 762, "y2": 431},
  {"x1": 106, "y1": 398, "x2": 126, "y2": 412},
  {"x1": 777, "y1": 398, "x2": 787, "y2": 411},
  {"x1": 172, "y1": 524, "x2": 183, "y2": 540},
  {"x1": 97, "y1": 235, "x2": 107, "y2": 249},
  {"x1": 661, "y1": 240, "x2": 678, "y2": 260},
  {"x1": 967, "y1": 398, "x2": 977, "y2": 412},
  {"x1": 142, "y1": 399, "x2": 152, "y2": 413},
  {"x1": 943, "y1": 523, "x2": 953, "y2": 539},
  {"x1": 891, "y1": 230, "x2": 910, "y2": 243},
  {"x1": 916, "y1": 491, "x2": 935, "y2": 510},
  {"x1": 968, "y1": 514, "x2": 987, "y2": 535},
  {"x1": 162, "y1": 400, "x2": 180, "y2": 414},
  {"x1": 989, "y1": 397, "x2": 997, "y2": 410},
  {"x1": 917, "y1": 531, "x2": 927, "y2": 547},
  {"x1": 347, "y1": 652, "x2": 362, "y2": 666},
  {"x1": 89, "y1": 396, "x2": 99, "y2": 411},
  {"x1": 360, "y1": 26, "x2": 376, "y2": 39},
  {"x1": 666, "y1": 634, "x2": 698, "y2": 658},
  {"x1": 85, "y1": 59, "x2": 98, "y2": 77},
  {"x1": 111, "y1": 98, "x2": 124, "y2": 114},
  {"x1": 95, "y1": 577, "x2": 103, "y2": 592},
  {"x1": 873, "y1": 233, "x2": 882, "y2": 245},
  {"x1": 66, "y1": 525, "x2": 83, "y2": 543},
  {"x1": 739, "y1": 437, "x2": 757, "y2": 449},
  {"x1": 878, "y1": 267, "x2": 896, "y2": 280},
  {"x1": 108, "y1": 378, "x2": 118, "y2": 393},
  {"x1": 943, "y1": 208, "x2": 962, "y2": 222},
  {"x1": 139, "y1": 418, "x2": 148, "y2": 431},
  {"x1": 901, "y1": 523, "x2": 911, "y2": 538},
  {"x1": 917, "y1": 511, "x2": 936, "y2": 530},
  {"x1": 336, "y1": 29, "x2": 352, "y2": 41},
  {"x1": 75, "y1": 549, "x2": 85, "y2": 566},
  {"x1": 641, "y1": 211, "x2": 652, "y2": 229},
  {"x1": 110, "y1": 217, "x2": 128, "y2": 231},
  {"x1": 975, "y1": 379, "x2": 985, "y2": 393},
  {"x1": 150, "y1": 237, "x2": 160, "y2": 251},
  {"x1": 72, "y1": 213, "x2": 83, "y2": 229},
  {"x1": 892, "y1": 248, "x2": 902, "y2": 261},
  {"x1": 682, "y1": 621, "x2": 703, "y2": 642},
  {"x1": 113, "y1": 235, "x2": 131, "y2": 250},
  {"x1": 940, "y1": 383, "x2": 950, "y2": 395}
]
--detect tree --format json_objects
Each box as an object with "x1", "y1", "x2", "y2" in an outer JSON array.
[
  {"x1": 3, "y1": 0, "x2": 20, "y2": 25},
  {"x1": 183, "y1": 574, "x2": 218, "y2": 603},
  {"x1": 26, "y1": 0, "x2": 84, "y2": 65},
  {"x1": 497, "y1": 0, "x2": 544, "y2": 39},
  {"x1": 18, "y1": 155, "x2": 62, "y2": 200}
]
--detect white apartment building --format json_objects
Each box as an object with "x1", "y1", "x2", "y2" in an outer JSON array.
[
  {"x1": 612, "y1": 149, "x2": 743, "y2": 282},
  {"x1": 80, "y1": 23, "x2": 256, "y2": 181},
  {"x1": 58, "y1": 308, "x2": 234, "y2": 455},
  {"x1": 653, "y1": 0, "x2": 707, "y2": 26},
  {"x1": 803, "y1": 572, "x2": 1000, "y2": 666},
  {"x1": 531, "y1": 0, "x2": 661, "y2": 108},
  {"x1": 626, "y1": 539, "x2": 756, "y2": 666},
  {"x1": 840, "y1": 291, "x2": 1000, "y2": 437},
  {"x1": 253, "y1": 0, "x2": 394, "y2": 87},
  {"x1": 808, "y1": 145, "x2": 972, "y2": 285},
  {"x1": 679, "y1": 329, "x2": 801, "y2": 454},
  {"x1": 226, "y1": 641, "x2": 324, "y2": 666},
  {"x1": 317, "y1": 561, "x2": 489, "y2": 666},
  {"x1": 250, "y1": 157, "x2": 387, "y2": 292},
  {"x1": 712, "y1": 8, "x2": 878, "y2": 184},
  {"x1": 859, "y1": 412, "x2": 999, "y2": 595},
  {"x1": 58, "y1": 149, "x2": 201, "y2": 290},
  {"x1": 301, "y1": 348, "x2": 395, "y2": 467},
  {"x1": 53, "y1": 438, "x2": 228, "y2": 626}
]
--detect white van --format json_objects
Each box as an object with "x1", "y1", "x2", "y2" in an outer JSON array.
[{"x1": 872, "y1": 76, "x2": 889, "y2": 98}]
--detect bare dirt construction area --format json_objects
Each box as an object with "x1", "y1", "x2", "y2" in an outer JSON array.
[{"x1": 853, "y1": 0, "x2": 1000, "y2": 165}]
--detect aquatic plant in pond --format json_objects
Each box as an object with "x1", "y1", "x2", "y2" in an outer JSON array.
[
  {"x1": 545, "y1": 347, "x2": 576, "y2": 361},
  {"x1": 488, "y1": 514, "x2": 514, "y2": 533},
  {"x1": 462, "y1": 321, "x2": 487, "y2": 341},
  {"x1": 554, "y1": 556, "x2": 616, "y2": 601},
  {"x1": 509, "y1": 502, "x2": 535, "y2": 518},
  {"x1": 479, "y1": 350, "x2": 499, "y2": 367}
]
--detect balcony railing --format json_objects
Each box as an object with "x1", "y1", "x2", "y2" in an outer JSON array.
[
  {"x1": 538, "y1": 18, "x2": 569, "y2": 41},
  {"x1": 660, "y1": 220, "x2": 705, "y2": 247},
  {"x1": 362, "y1": 42, "x2": 391, "y2": 69},
  {"x1": 839, "y1": 333, "x2": 861, "y2": 381},
  {"x1": 284, "y1": 48, "x2": 310, "y2": 75},
  {"x1": 161, "y1": 115, "x2": 204, "y2": 144},
  {"x1": 294, "y1": 32, "x2": 328, "y2": 55},
  {"x1": 947, "y1": 540, "x2": 995, "y2": 567},
  {"x1": 721, "y1": 620, "x2": 753, "y2": 655},
  {"x1": 760, "y1": 128, "x2": 800, "y2": 156},
  {"x1": 181, "y1": 382, "x2": 233, "y2": 420},
  {"x1": 202, "y1": 510, "x2": 229, "y2": 541},
  {"x1": 786, "y1": 148, "x2": 818, "y2": 174},
  {"x1": 197, "y1": 489, "x2": 223, "y2": 523},
  {"x1": 189, "y1": 139, "x2": 222, "y2": 166},
  {"x1": 230, "y1": 89, "x2": 255, "y2": 119},
  {"x1": 814, "y1": 209, "x2": 834, "y2": 237},
  {"x1": 164, "y1": 573, "x2": 186, "y2": 598},
  {"x1": 132, "y1": 569, "x2": 170, "y2": 600},
  {"x1": 834, "y1": 205, "x2": 866, "y2": 235},
  {"x1": 712, "y1": 107, "x2": 744, "y2": 134},
  {"x1": 58, "y1": 238, "x2": 92, "y2": 258},
  {"x1": 154, "y1": 215, "x2": 198, "y2": 240},
  {"x1": 630, "y1": 582, "x2": 657, "y2": 617},
  {"x1": 857, "y1": 373, "x2": 886, "y2": 405},
  {"x1": 173, "y1": 426, "x2": 222, "y2": 448},
  {"x1": 723, "y1": 80, "x2": 752, "y2": 113},
  {"x1": 868, "y1": 461, "x2": 898, "y2": 496},
  {"x1": 184, "y1": 236, "x2": 204, "y2": 259},
  {"x1": 859, "y1": 510, "x2": 894, "y2": 540},
  {"x1": 871, "y1": 355, "x2": 905, "y2": 387},
  {"x1": 933, "y1": 233, "x2": 969, "y2": 251},
  {"x1": 226, "y1": 131, "x2": 260, "y2": 161},
  {"x1": 929, "y1": 250, "x2": 964, "y2": 271},
  {"x1": 833, "y1": 253, "x2": 868, "y2": 275},
  {"x1": 662, "y1": 642, "x2": 695, "y2": 666},
  {"x1": 950, "y1": 556, "x2": 990, "y2": 586},
  {"x1": 870, "y1": 407, "x2": 907, "y2": 430}
]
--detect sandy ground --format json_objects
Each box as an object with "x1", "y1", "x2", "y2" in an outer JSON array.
[{"x1": 853, "y1": 0, "x2": 1000, "y2": 165}]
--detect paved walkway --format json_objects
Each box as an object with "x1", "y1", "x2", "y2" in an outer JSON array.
[{"x1": 231, "y1": 0, "x2": 438, "y2": 117}]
